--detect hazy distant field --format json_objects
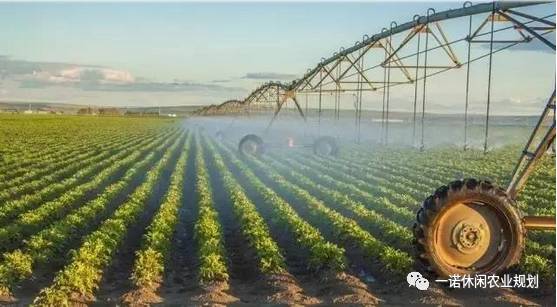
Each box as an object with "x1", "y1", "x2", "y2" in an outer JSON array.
[{"x1": 194, "y1": 110, "x2": 543, "y2": 149}]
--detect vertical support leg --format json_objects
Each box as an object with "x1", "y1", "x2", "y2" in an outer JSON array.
[
  {"x1": 304, "y1": 93, "x2": 309, "y2": 137},
  {"x1": 337, "y1": 90, "x2": 341, "y2": 121},
  {"x1": 385, "y1": 37, "x2": 392, "y2": 145},
  {"x1": 334, "y1": 89, "x2": 338, "y2": 121},
  {"x1": 484, "y1": 7, "x2": 495, "y2": 154},
  {"x1": 551, "y1": 97, "x2": 557, "y2": 157},
  {"x1": 276, "y1": 85, "x2": 280, "y2": 109},
  {"x1": 420, "y1": 23, "x2": 430, "y2": 151},
  {"x1": 265, "y1": 94, "x2": 288, "y2": 133},
  {"x1": 357, "y1": 56, "x2": 364, "y2": 144},
  {"x1": 464, "y1": 13, "x2": 473, "y2": 151},
  {"x1": 318, "y1": 69, "x2": 323, "y2": 133},
  {"x1": 291, "y1": 96, "x2": 307, "y2": 122},
  {"x1": 354, "y1": 52, "x2": 361, "y2": 143},
  {"x1": 354, "y1": 94, "x2": 358, "y2": 128},
  {"x1": 381, "y1": 46, "x2": 387, "y2": 145},
  {"x1": 305, "y1": 93, "x2": 308, "y2": 116},
  {"x1": 336, "y1": 63, "x2": 341, "y2": 121},
  {"x1": 412, "y1": 30, "x2": 421, "y2": 148}
]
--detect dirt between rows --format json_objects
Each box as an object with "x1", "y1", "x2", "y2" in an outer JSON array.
[
  {"x1": 114, "y1": 277, "x2": 554, "y2": 306},
  {"x1": 2, "y1": 272, "x2": 555, "y2": 306}
]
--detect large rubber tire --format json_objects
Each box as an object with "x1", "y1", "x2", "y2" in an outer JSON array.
[
  {"x1": 413, "y1": 179, "x2": 525, "y2": 278},
  {"x1": 238, "y1": 134, "x2": 264, "y2": 156},
  {"x1": 313, "y1": 136, "x2": 339, "y2": 156}
]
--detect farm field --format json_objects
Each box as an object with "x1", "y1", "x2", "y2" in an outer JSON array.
[{"x1": 0, "y1": 115, "x2": 554, "y2": 306}]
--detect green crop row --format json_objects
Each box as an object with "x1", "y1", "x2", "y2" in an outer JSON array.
[
  {"x1": 0, "y1": 130, "x2": 121, "y2": 178},
  {"x1": 241, "y1": 153, "x2": 413, "y2": 278},
  {"x1": 0, "y1": 118, "x2": 175, "y2": 178},
  {"x1": 31, "y1": 132, "x2": 183, "y2": 306},
  {"x1": 0, "y1": 130, "x2": 140, "y2": 192},
  {"x1": 0, "y1": 132, "x2": 175, "y2": 299},
  {"x1": 193, "y1": 135, "x2": 229, "y2": 285},
  {"x1": 214, "y1": 139, "x2": 347, "y2": 272},
  {"x1": 0, "y1": 131, "x2": 177, "y2": 252},
  {"x1": 129, "y1": 133, "x2": 192, "y2": 292},
  {"x1": 0, "y1": 129, "x2": 178, "y2": 227},
  {"x1": 0, "y1": 116, "x2": 173, "y2": 168},
  {"x1": 298, "y1": 152, "x2": 422, "y2": 213},
  {"x1": 0, "y1": 130, "x2": 158, "y2": 203},
  {"x1": 204, "y1": 136, "x2": 286, "y2": 275},
  {"x1": 267, "y1": 154, "x2": 413, "y2": 252}
]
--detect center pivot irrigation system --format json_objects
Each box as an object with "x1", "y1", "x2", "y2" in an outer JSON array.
[
  {"x1": 207, "y1": 82, "x2": 341, "y2": 156},
  {"x1": 197, "y1": 1, "x2": 556, "y2": 278}
]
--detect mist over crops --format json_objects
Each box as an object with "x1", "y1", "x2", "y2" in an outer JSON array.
[{"x1": 188, "y1": 111, "x2": 541, "y2": 151}]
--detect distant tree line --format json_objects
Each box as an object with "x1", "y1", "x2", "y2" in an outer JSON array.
[{"x1": 77, "y1": 107, "x2": 122, "y2": 116}]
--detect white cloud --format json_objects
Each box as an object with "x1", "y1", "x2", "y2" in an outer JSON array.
[
  {"x1": 101, "y1": 68, "x2": 135, "y2": 83},
  {"x1": 46, "y1": 67, "x2": 135, "y2": 84}
]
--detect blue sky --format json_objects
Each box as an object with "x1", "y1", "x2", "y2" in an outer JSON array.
[
  {"x1": 0, "y1": 1, "x2": 554, "y2": 114},
  {"x1": 1, "y1": 2, "x2": 464, "y2": 79}
]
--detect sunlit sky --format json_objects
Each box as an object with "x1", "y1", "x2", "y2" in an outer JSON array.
[{"x1": 0, "y1": 1, "x2": 554, "y2": 114}]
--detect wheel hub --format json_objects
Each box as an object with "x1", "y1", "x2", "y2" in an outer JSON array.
[
  {"x1": 241, "y1": 141, "x2": 258, "y2": 155},
  {"x1": 453, "y1": 221, "x2": 484, "y2": 252},
  {"x1": 434, "y1": 201, "x2": 506, "y2": 269}
]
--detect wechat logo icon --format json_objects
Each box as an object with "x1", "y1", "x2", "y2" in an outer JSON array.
[{"x1": 407, "y1": 272, "x2": 429, "y2": 290}]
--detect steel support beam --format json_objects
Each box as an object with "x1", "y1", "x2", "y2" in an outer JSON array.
[{"x1": 507, "y1": 90, "x2": 556, "y2": 199}]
